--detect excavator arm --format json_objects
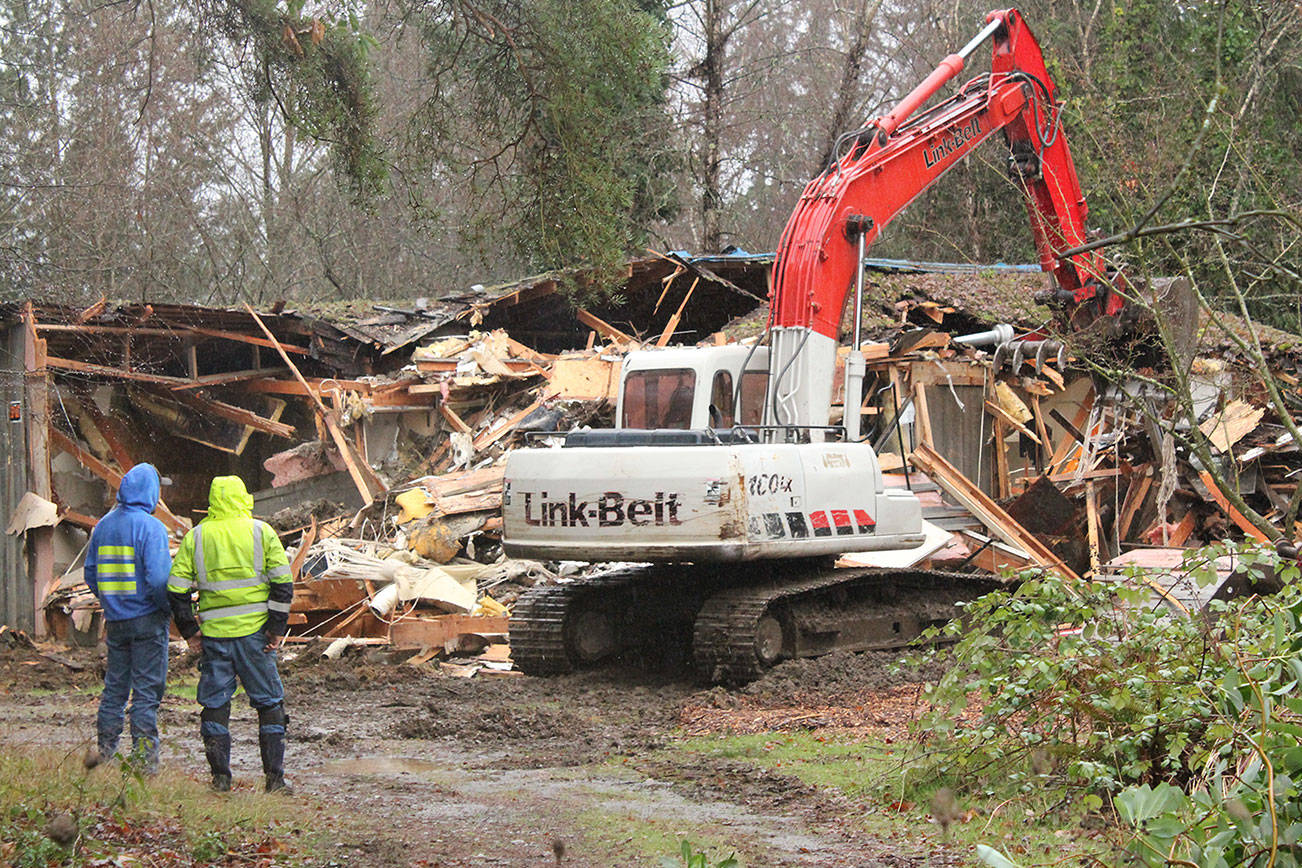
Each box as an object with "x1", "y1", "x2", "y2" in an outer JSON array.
[{"x1": 765, "y1": 9, "x2": 1115, "y2": 428}]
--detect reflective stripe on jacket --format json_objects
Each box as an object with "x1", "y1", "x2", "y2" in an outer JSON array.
[{"x1": 167, "y1": 476, "x2": 291, "y2": 638}]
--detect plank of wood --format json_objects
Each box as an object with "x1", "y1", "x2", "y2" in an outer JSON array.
[
  {"x1": 956, "y1": 529, "x2": 1036, "y2": 574},
  {"x1": 187, "y1": 325, "x2": 311, "y2": 355},
  {"x1": 656, "y1": 277, "x2": 700, "y2": 347},
  {"x1": 170, "y1": 367, "x2": 291, "y2": 390},
  {"x1": 1047, "y1": 389, "x2": 1095, "y2": 475},
  {"x1": 390, "y1": 614, "x2": 510, "y2": 650},
  {"x1": 985, "y1": 400, "x2": 1041, "y2": 444},
  {"x1": 290, "y1": 517, "x2": 317, "y2": 581},
  {"x1": 912, "y1": 383, "x2": 933, "y2": 449},
  {"x1": 45, "y1": 355, "x2": 190, "y2": 386},
  {"x1": 472, "y1": 393, "x2": 552, "y2": 451},
  {"x1": 1085, "y1": 481, "x2": 1101, "y2": 575},
  {"x1": 992, "y1": 419, "x2": 1011, "y2": 500},
  {"x1": 1031, "y1": 395, "x2": 1053, "y2": 465},
  {"x1": 1116, "y1": 468, "x2": 1153, "y2": 542},
  {"x1": 1198, "y1": 470, "x2": 1271, "y2": 543},
  {"x1": 911, "y1": 443, "x2": 1080, "y2": 580},
  {"x1": 323, "y1": 599, "x2": 373, "y2": 638},
  {"x1": 238, "y1": 377, "x2": 373, "y2": 396},
  {"x1": 67, "y1": 387, "x2": 136, "y2": 471},
  {"x1": 440, "y1": 403, "x2": 473, "y2": 434},
  {"x1": 151, "y1": 386, "x2": 295, "y2": 438},
  {"x1": 58, "y1": 509, "x2": 98, "y2": 530},
  {"x1": 575, "y1": 309, "x2": 636, "y2": 345},
  {"x1": 1168, "y1": 510, "x2": 1198, "y2": 546},
  {"x1": 47, "y1": 428, "x2": 187, "y2": 532},
  {"x1": 1199, "y1": 400, "x2": 1265, "y2": 453},
  {"x1": 244, "y1": 305, "x2": 382, "y2": 504}
]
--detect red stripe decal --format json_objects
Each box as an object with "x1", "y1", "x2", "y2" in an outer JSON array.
[
  {"x1": 810, "y1": 511, "x2": 830, "y2": 529},
  {"x1": 853, "y1": 509, "x2": 876, "y2": 527},
  {"x1": 831, "y1": 509, "x2": 852, "y2": 527}
]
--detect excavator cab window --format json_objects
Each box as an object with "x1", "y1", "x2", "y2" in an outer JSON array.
[
  {"x1": 621, "y1": 368, "x2": 697, "y2": 429},
  {"x1": 709, "y1": 372, "x2": 734, "y2": 428}
]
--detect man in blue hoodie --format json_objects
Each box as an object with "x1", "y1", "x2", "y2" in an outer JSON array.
[{"x1": 84, "y1": 463, "x2": 173, "y2": 775}]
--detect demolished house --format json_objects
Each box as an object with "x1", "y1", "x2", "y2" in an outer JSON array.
[{"x1": 5, "y1": 250, "x2": 1300, "y2": 674}]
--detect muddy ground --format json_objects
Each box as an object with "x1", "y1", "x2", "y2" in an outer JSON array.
[{"x1": 0, "y1": 641, "x2": 957, "y2": 867}]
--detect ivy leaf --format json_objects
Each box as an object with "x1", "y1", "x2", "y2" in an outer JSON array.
[{"x1": 1116, "y1": 783, "x2": 1187, "y2": 824}]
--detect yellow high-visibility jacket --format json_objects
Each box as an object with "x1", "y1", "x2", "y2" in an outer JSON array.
[{"x1": 167, "y1": 476, "x2": 292, "y2": 639}]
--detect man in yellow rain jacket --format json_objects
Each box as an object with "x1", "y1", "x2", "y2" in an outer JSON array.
[{"x1": 167, "y1": 476, "x2": 294, "y2": 792}]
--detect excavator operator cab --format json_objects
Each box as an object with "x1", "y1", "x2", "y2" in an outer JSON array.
[{"x1": 615, "y1": 346, "x2": 770, "y2": 433}]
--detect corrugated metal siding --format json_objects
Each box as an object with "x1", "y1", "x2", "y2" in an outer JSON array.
[{"x1": 1, "y1": 323, "x2": 33, "y2": 629}]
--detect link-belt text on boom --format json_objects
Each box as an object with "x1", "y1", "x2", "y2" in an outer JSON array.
[
  {"x1": 522, "y1": 491, "x2": 684, "y2": 528},
  {"x1": 923, "y1": 117, "x2": 982, "y2": 169}
]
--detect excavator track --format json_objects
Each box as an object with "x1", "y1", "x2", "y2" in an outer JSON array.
[
  {"x1": 692, "y1": 569, "x2": 997, "y2": 683},
  {"x1": 511, "y1": 562, "x2": 1003, "y2": 683}
]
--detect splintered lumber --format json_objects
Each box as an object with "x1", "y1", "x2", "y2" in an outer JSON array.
[
  {"x1": 47, "y1": 428, "x2": 187, "y2": 532},
  {"x1": 440, "y1": 403, "x2": 473, "y2": 434},
  {"x1": 1168, "y1": 509, "x2": 1198, "y2": 546},
  {"x1": 985, "y1": 400, "x2": 1040, "y2": 444},
  {"x1": 956, "y1": 529, "x2": 1035, "y2": 574},
  {"x1": 153, "y1": 387, "x2": 294, "y2": 438},
  {"x1": 575, "y1": 309, "x2": 636, "y2": 345},
  {"x1": 472, "y1": 392, "x2": 554, "y2": 451},
  {"x1": 68, "y1": 388, "x2": 136, "y2": 471},
  {"x1": 1085, "y1": 481, "x2": 1101, "y2": 574},
  {"x1": 1116, "y1": 467, "x2": 1153, "y2": 542},
  {"x1": 1198, "y1": 470, "x2": 1271, "y2": 543},
  {"x1": 656, "y1": 276, "x2": 700, "y2": 347},
  {"x1": 389, "y1": 614, "x2": 510, "y2": 650},
  {"x1": 911, "y1": 443, "x2": 1080, "y2": 580},
  {"x1": 45, "y1": 355, "x2": 189, "y2": 386},
  {"x1": 911, "y1": 383, "x2": 933, "y2": 449},
  {"x1": 1199, "y1": 400, "x2": 1265, "y2": 453},
  {"x1": 243, "y1": 304, "x2": 383, "y2": 505}
]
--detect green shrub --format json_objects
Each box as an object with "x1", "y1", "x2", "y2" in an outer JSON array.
[{"x1": 916, "y1": 542, "x2": 1302, "y2": 866}]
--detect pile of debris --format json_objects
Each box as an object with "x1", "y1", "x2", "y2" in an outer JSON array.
[{"x1": 25, "y1": 255, "x2": 1302, "y2": 674}]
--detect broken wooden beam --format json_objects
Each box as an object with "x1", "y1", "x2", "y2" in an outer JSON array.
[
  {"x1": 45, "y1": 355, "x2": 190, "y2": 386},
  {"x1": 150, "y1": 386, "x2": 295, "y2": 438},
  {"x1": 243, "y1": 305, "x2": 384, "y2": 505},
  {"x1": 576, "y1": 309, "x2": 636, "y2": 345},
  {"x1": 390, "y1": 614, "x2": 509, "y2": 650},
  {"x1": 47, "y1": 428, "x2": 187, "y2": 533},
  {"x1": 911, "y1": 443, "x2": 1080, "y2": 581},
  {"x1": 1198, "y1": 470, "x2": 1271, "y2": 543}
]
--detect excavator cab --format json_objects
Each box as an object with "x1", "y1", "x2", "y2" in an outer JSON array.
[{"x1": 616, "y1": 346, "x2": 770, "y2": 432}]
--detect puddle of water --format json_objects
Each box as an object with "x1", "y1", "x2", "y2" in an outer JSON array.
[{"x1": 324, "y1": 756, "x2": 447, "y2": 777}]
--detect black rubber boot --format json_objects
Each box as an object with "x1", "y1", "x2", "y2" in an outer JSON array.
[
  {"x1": 257, "y1": 703, "x2": 290, "y2": 793},
  {"x1": 203, "y1": 735, "x2": 231, "y2": 791}
]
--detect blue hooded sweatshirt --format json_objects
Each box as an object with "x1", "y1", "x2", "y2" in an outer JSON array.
[{"x1": 84, "y1": 463, "x2": 173, "y2": 621}]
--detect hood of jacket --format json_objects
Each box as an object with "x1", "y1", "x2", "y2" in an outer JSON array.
[
  {"x1": 117, "y1": 463, "x2": 161, "y2": 512},
  {"x1": 207, "y1": 475, "x2": 254, "y2": 521}
]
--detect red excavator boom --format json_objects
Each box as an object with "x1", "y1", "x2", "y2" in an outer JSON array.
[{"x1": 771, "y1": 8, "x2": 1118, "y2": 341}]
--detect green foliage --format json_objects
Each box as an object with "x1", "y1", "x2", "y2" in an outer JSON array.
[
  {"x1": 192, "y1": 829, "x2": 229, "y2": 862},
  {"x1": 920, "y1": 542, "x2": 1302, "y2": 865},
  {"x1": 200, "y1": 0, "x2": 385, "y2": 193},
  {"x1": 415, "y1": 0, "x2": 677, "y2": 299},
  {"x1": 661, "y1": 839, "x2": 739, "y2": 868}
]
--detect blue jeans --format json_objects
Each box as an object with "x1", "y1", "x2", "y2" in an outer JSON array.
[
  {"x1": 98, "y1": 609, "x2": 170, "y2": 751},
  {"x1": 197, "y1": 631, "x2": 285, "y2": 737}
]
